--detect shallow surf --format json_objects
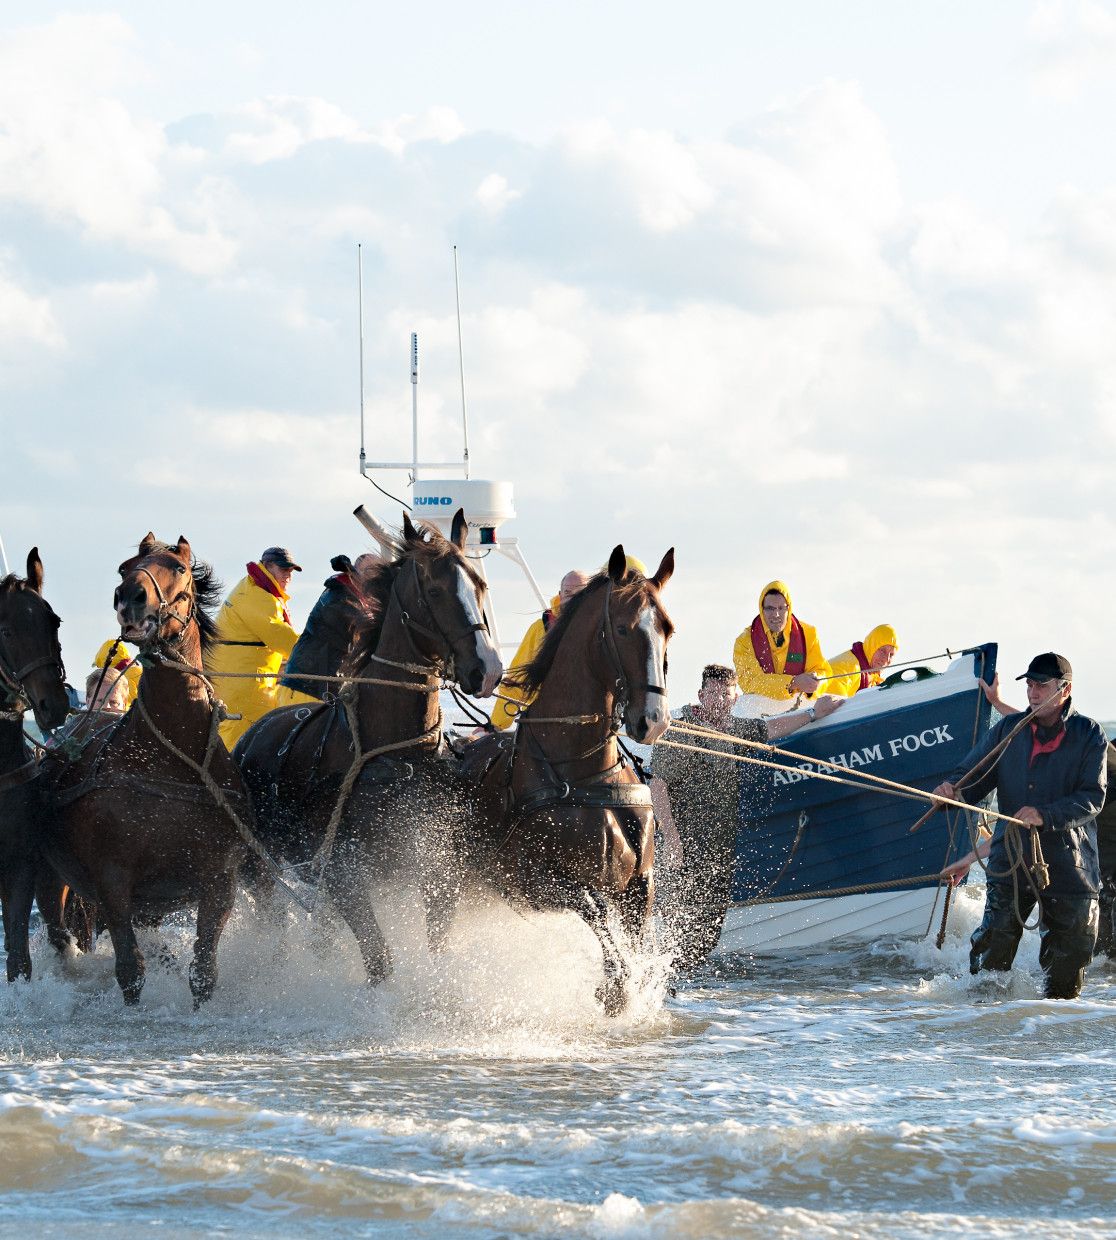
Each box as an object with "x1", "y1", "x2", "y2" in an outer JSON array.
[{"x1": 1, "y1": 883, "x2": 1113, "y2": 1238}]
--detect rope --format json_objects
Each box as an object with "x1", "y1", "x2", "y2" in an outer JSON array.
[
  {"x1": 654, "y1": 733, "x2": 1032, "y2": 831},
  {"x1": 132, "y1": 690, "x2": 314, "y2": 912},
  {"x1": 672, "y1": 719, "x2": 986, "y2": 812},
  {"x1": 307, "y1": 684, "x2": 440, "y2": 893},
  {"x1": 738, "y1": 871, "x2": 951, "y2": 906}
]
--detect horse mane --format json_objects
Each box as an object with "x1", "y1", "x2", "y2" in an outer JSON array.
[
  {"x1": 190, "y1": 560, "x2": 222, "y2": 656},
  {"x1": 508, "y1": 571, "x2": 674, "y2": 696},
  {"x1": 0, "y1": 575, "x2": 30, "y2": 594},
  {"x1": 341, "y1": 522, "x2": 482, "y2": 676}
]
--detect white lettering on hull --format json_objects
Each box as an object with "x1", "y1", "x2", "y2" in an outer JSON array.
[{"x1": 769, "y1": 724, "x2": 954, "y2": 786}]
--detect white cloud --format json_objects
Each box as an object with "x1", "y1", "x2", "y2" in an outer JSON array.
[
  {"x1": 222, "y1": 95, "x2": 364, "y2": 163},
  {"x1": 1028, "y1": 0, "x2": 1116, "y2": 100},
  {"x1": 0, "y1": 264, "x2": 63, "y2": 355},
  {"x1": 3, "y1": 18, "x2": 1116, "y2": 711},
  {"x1": 0, "y1": 14, "x2": 234, "y2": 274},
  {"x1": 475, "y1": 173, "x2": 521, "y2": 213}
]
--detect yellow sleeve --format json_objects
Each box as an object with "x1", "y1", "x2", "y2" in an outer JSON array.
[
  {"x1": 801, "y1": 624, "x2": 832, "y2": 691},
  {"x1": 491, "y1": 619, "x2": 546, "y2": 730},
  {"x1": 824, "y1": 649, "x2": 859, "y2": 697},
  {"x1": 237, "y1": 586, "x2": 300, "y2": 658},
  {"x1": 733, "y1": 628, "x2": 795, "y2": 700}
]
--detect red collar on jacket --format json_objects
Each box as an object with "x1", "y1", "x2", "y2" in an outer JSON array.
[
  {"x1": 247, "y1": 562, "x2": 292, "y2": 626},
  {"x1": 1029, "y1": 720, "x2": 1067, "y2": 766}
]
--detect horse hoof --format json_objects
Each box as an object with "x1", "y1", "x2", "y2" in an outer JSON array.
[{"x1": 596, "y1": 978, "x2": 627, "y2": 1017}]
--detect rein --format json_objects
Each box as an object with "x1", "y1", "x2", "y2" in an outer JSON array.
[
  {"x1": 500, "y1": 579, "x2": 664, "y2": 832},
  {"x1": 131, "y1": 562, "x2": 197, "y2": 641}
]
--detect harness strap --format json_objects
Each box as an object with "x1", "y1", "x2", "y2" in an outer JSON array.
[{"x1": 0, "y1": 756, "x2": 40, "y2": 794}]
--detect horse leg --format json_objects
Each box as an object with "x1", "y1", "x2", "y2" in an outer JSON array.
[
  {"x1": 190, "y1": 869, "x2": 238, "y2": 1009},
  {"x1": 422, "y1": 866, "x2": 462, "y2": 955},
  {"x1": 3, "y1": 861, "x2": 36, "y2": 982},
  {"x1": 35, "y1": 868, "x2": 75, "y2": 956},
  {"x1": 615, "y1": 871, "x2": 654, "y2": 954},
  {"x1": 324, "y1": 860, "x2": 392, "y2": 987},
  {"x1": 105, "y1": 914, "x2": 145, "y2": 1004},
  {"x1": 98, "y1": 875, "x2": 145, "y2": 1003}
]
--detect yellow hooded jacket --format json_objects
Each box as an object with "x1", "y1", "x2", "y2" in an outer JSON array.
[
  {"x1": 92, "y1": 639, "x2": 142, "y2": 707},
  {"x1": 204, "y1": 563, "x2": 301, "y2": 748},
  {"x1": 826, "y1": 624, "x2": 899, "y2": 697},
  {"x1": 732, "y1": 580, "x2": 831, "y2": 700},
  {"x1": 491, "y1": 595, "x2": 561, "y2": 730}
]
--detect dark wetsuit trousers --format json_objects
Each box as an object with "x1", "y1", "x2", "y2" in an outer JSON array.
[{"x1": 971, "y1": 882, "x2": 1099, "y2": 999}]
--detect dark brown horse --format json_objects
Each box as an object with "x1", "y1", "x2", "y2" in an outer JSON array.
[
  {"x1": 44, "y1": 535, "x2": 248, "y2": 1005},
  {"x1": 457, "y1": 545, "x2": 674, "y2": 1015},
  {"x1": 235, "y1": 510, "x2": 502, "y2": 986},
  {"x1": 0, "y1": 548, "x2": 72, "y2": 981}
]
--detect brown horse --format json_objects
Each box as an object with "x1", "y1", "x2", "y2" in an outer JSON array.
[
  {"x1": 457, "y1": 545, "x2": 674, "y2": 1015},
  {"x1": 44, "y1": 535, "x2": 248, "y2": 1005},
  {"x1": 234, "y1": 510, "x2": 502, "y2": 986},
  {"x1": 0, "y1": 548, "x2": 72, "y2": 981}
]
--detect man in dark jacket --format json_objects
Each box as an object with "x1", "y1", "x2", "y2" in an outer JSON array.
[
  {"x1": 937, "y1": 652, "x2": 1107, "y2": 999},
  {"x1": 278, "y1": 555, "x2": 372, "y2": 703}
]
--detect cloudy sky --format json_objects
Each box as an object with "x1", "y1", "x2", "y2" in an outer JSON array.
[{"x1": 3, "y1": 1, "x2": 1116, "y2": 716}]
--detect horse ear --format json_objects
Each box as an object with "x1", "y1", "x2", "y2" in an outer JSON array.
[
  {"x1": 650, "y1": 548, "x2": 675, "y2": 591},
  {"x1": 26, "y1": 547, "x2": 44, "y2": 594},
  {"x1": 139, "y1": 531, "x2": 157, "y2": 554},
  {"x1": 402, "y1": 513, "x2": 418, "y2": 542},
  {"x1": 450, "y1": 508, "x2": 468, "y2": 551},
  {"x1": 176, "y1": 536, "x2": 191, "y2": 564},
  {"x1": 607, "y1": 545, "x2": 627, "y2": 583}
]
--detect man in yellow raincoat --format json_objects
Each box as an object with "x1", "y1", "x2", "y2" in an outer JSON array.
[
  {"x1": 825, "y1": 624, "x2": 899, "y2": 697},
  {"x1": 492, "y1": 569, "x2": 592, "y2": 729},
  {"x1": 205, "y1": 547, "x2": 302, "y2": 749},
  {"x1": 92, "y1": 639, "x2": 142, "y2": 707},
  {"x1": 732, "y1": 580, "x2": 831, "y2": 702}
]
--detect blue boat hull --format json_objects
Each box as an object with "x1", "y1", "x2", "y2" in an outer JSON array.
[{"x1": 722, "y1": 644, "x2": 998, "y2": 950}]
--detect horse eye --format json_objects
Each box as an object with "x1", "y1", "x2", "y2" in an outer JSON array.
[
  {"x1": 616, "y1": 624, "x2": 629, "y2": 635},
  {"x1": 428, "y1": 585, "x2": 444, "y2": 597}
]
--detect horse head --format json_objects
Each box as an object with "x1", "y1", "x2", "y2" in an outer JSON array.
[
  {"x1": 115, "y1": 533, "x2": 197, "y2": 650},
  {"x1": 0, "y1": 547, "x2": 70, "y2": 731},
  {"x1": 601, "y1": 544, "x2": 675, "y2": 743},
  {"x1": 394, "y1": 509, "x2": 503, "y2": 697}
]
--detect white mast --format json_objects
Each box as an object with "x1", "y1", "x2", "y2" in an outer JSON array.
[{"x1": 454, "y1": 245, "x2": 472, "y2": 480}]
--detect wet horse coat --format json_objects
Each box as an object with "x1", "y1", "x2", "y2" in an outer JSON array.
[
  {"x1": 0, "y1": 549, "x2": 72, "y2": 981},
  {"x1": 235, "y1": 511, "x2": 502, "y2": 986},
  {"x1": 44, "y1": 535, "x2": 248, "y2": 1005},
  {"x1": 457, "y1": 545, "x2": 675, "y2": 1014}
]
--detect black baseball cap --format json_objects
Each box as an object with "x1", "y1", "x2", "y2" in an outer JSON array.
[
  {"x1": 260, "y1": 546, "x2": 302, "y2": 572},
  {"x1": 1015, "y1": 652, "x2": 1071, "y2": 683}
]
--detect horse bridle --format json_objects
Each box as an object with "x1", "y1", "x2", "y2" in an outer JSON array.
[
  {"x1": 509, "y1": 579, "x2": 668, "y2": 808},
  {"x1": 127, "y1": 558, "x2": 197, "y2": 648},
  {"x1": 380, "y1": 555, "x2": 488, "y2": 679},
  {"x1": 597, "y1": 578, "x2": 667, "y2": 723},
  {"x1": 0, "y1": 603, "x2": 66, "y2": 718}
]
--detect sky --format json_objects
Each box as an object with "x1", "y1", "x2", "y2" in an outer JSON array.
[{"x1": 3, "y1": 1, "x2": 1116, "y2": 717}]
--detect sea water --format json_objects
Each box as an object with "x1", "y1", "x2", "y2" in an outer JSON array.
[{"x1": 0, "y1": 883, "x2": 1113, "y2": 1239}]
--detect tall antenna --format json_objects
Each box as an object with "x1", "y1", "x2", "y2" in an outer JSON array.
[
  {"x1": 358, "y1": 244, "x2": 366, "y2": 474},
  {"x1": 410, "y1": 331, "x2": 419, "y2": 483},
  {"x1": 454, "y1": 245, "x2": 472, "y2": 480}
]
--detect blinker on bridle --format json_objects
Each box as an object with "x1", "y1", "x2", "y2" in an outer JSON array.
[
  {"x1": 599, "y1": 577, "x2": 667, "y2": 717},
  {"x1": 0, "y1": 597, "x2": 66, "y2": 716},
  {"x1": 392, "y1": 555, "x2": 488, "y2": 677}
]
